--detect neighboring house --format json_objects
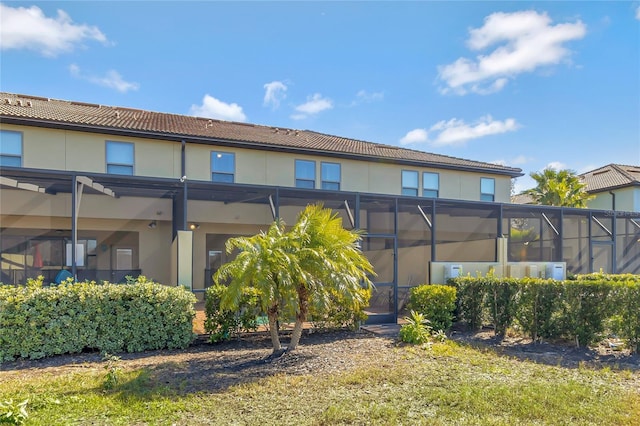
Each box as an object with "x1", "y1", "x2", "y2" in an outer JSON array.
[
  {"x1": 1, "y1": 92, "x2": 639, "y2": 323},
  {"x1": 580, "y1": 164, "x2": 640, "y2": 212}
]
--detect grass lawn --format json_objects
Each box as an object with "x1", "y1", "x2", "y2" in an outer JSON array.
[{"x1": 1, "y1": 340, "x2": 639, "y2": 425}]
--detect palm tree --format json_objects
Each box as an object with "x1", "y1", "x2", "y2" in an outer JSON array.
[
  {"x1": 213, "y1": 204, "x2": 374, "y2": 354},
  {"x1": 287, "y1": 204, "x2": 375, "y2": 350},
  {"x1": 524, "y1": 168, "x2": 594, "y2": 208},
  {"x1": 214, "y1": 219, "x2": 299, "y2": 353}
]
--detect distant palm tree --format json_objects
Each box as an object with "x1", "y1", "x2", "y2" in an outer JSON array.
[
  {"x1": 214, "y1": 204, "x2": 374, "y2": 354},
  {"x1": 524, "y1": 168, "x2": 594, "y2": 208}
]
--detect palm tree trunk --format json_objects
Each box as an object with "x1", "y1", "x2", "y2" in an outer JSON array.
[
  {"x1": 288, "y1": 286, "x2": 309, "y2": 351},
  {"x1": 267, "y1": 305, "x2": 281, "y2": 353}
]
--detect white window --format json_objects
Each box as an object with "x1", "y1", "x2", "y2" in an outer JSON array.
[
  {"x1": 480, "y1": 177, "x2": 495, "y2": 202},
  {"x1": 295, "y1": 159, "x2": 316, "y2": 189},
  {"x1": 211, "y1": 152, "x2": 235, "y2": 183},
  {"x1": 423, "y1": 172, "x2": 439, "y2": 198},
  {"x1": 106, "y1": 141, "x2": 134, "y2": 175},
  {"x1": 321, "y1": 162, "x2": 341, "y2": 190},
  {"x1": 0, "y1": 130, "x2": 22, "y2": 167},
  {"x1": 402, "y1": 170, "x2": 418, "y2": 196}
]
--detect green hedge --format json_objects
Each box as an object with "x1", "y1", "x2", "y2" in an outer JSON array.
[
  {"x1": 204, "y1": 284, "x2": 262, "y2": 342},
  {"x1": 204, "y1": 285, "x2": 370, "y2": 341},
  {"x1": 0, "y1": 278, "x2": 196, "y2": 362},
  {"x1": 407, "y1": 285, "x2": 456, "y2": 331},
  {"x1": 450, "y1": 273, "x2": 640, "y2": 350}
]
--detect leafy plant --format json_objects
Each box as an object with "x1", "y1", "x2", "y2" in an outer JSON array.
[
  {"x1": 399, "y1": 310, "x2": 433, "y2": 345},
  {"x1": 102, "y1": 353, "x2": 122, "y2": 390},
  {"x1": 0, "y1": 399, "x2": 28, "y2": 425}
]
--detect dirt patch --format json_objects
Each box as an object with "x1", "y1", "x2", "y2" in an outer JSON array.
[
  {"x1": 449, "y1": 326, "x2": 640, "y2": 371},
  {"x1": 1, "y1": 327, "x2": 638, "y2": 394}
]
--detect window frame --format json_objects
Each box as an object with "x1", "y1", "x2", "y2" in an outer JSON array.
[
  {"x1": 105, "y1": 141, "x2": 134, "y2": 175},
  {"x1": 295, "y1": 159, "x2": 316, "y2": 189},
  {"x1": 422, "y1": 172, "x2": 439, "y2": 198},
  {"x1": 401, "y1": 170, "x2": 419, "y2": 196},
  {"x1": 480, "y1": 177, "x2": 496, "y2": 202},
  {"x1": 0, "y1": 130, "x2": 23, "y2": 167},
  {"x1": 211, "y1": 151, "x2": 236, "y2": 183},
  {"x1": 321, "y1": 161, "x2": 341, "y2": 191}
]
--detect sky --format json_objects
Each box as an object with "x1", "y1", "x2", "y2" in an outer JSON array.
[{"x1": 1, "y1": 1, "x2": 639, "y2": 193}]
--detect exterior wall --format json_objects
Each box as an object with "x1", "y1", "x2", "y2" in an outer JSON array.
[
  {"x1": 1, "y1": 124, "x2": 181, "y2": 178},
  {"x1": 3, "y1": 122, "x2": 513, "y2": 202},
  {"x1": 587, "y1": 187, "x2": 640, "y2": 212},
  {"x1": 186, "y1": 142, "x2": 512, "y2": 201}
]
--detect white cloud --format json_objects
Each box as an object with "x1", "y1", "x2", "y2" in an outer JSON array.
[
  {"x1": 0, "y1": 3, "x2": 107, "y2": 57},
  {"x1": 429, "y1": 115, "x2": 519, "y2": 146},
  {"x1": 491, "y1": 155, "x2": 531, "y2": 167},
  {"x1": 263, "y1": 81, "x2": 287, "y2": 109},
  {"x1": 356, "y1": 90, "x2": 384, "y2": 103},
  {"x1": 546, "y1": 161, "x2": 567, "y2": 170},
  {"x1": 636, "y1": 6, "x2": 640, "y2": 20},
  {"x1": 437, "y1": 10, "x2": 586, "y2": 95},
  {"x1": 69, "y1": 64, "x2": 139, "y2": 93},
  {"x1": 290, "y1": 93, "x2": 333, "y2": 119},
  {"x1": 399, "y1": 128, "x2": 428, "y2": 145},
  {"x1": 511, "y1": 155, "x2": 532, "y2": 165},
  {"x1": 400, "y1": 116, "x2": 519, "y2": 146},
  {"x1": 189, "y1": 94, "x2": 247, "y2": 122}
]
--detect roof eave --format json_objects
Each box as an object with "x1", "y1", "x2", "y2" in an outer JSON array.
[{"x1": 0, "y1": 115, "x2": 523, "y2": 178}]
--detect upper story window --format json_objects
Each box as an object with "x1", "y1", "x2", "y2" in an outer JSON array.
[
  {"x1": 401, "y1": 170, "x2": 419, "y2": 196},
  {"x1": 0, "y1": 130, "x2": 22, "y2": 167},
  {"x1": 106, "y1": 141, "x2": 134, "y2": 175},
  {"x1": 295, "y1": 159, "x2": 316, "y2": 189},
  {"x1": 321, "y1": 162, "x2": 341, "y2": 190},
  {"x1": 480, "y1": 177, "x2": 495, "y2": 202},
  {"x1": 211, "y1": 151, "x2": 235, "y2": 183},
  {"x1": 423, "y1": 172, "x2": 439, "y2": 198}
]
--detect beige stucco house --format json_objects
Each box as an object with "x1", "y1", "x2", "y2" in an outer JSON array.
[{"x1": 2, "y1": 92, "x2": 639, "y2": 322}]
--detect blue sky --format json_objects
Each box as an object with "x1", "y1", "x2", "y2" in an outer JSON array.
[{"x1": 1, "y1": 1, "x2": 639, "y2": 193}]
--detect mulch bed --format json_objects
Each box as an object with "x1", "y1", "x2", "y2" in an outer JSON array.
[{"x1": 1, "y1": 326, "x2": 638, "y2": 395}]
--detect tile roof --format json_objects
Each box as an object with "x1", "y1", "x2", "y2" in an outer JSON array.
[
  {"x1": 510, "y1": 193, "x2": 535, "y2": 204},
  {"x1": 579, "y1": 164, "x2": 640, "y2": 193},
  {"x1": 0, "y1": 92, "x2": 522, "y2": 176}
]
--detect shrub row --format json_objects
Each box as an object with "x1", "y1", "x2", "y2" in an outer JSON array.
[
  {"x1": 451, "y1": 273, "x2": 640, "y2": 350},
  {"x1": 204, "y1": 285, "x2": 370, "y2": 341},
  {"x1": 0, "y1": 277, "x2": 196, "y2": 362}
]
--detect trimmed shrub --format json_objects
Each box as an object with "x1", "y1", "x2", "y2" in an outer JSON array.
[
  {"x1": 486, "y1": 278, "x2": 520, "y2": 337},
  {"x1": 408, "y1": 285, "x2": 456, "y2": 331},
  {"x1": 204, "y1": 284, "x2": 261, "y2": 342},
  {"x1": 515, "y1": 278, "x2": 562, "y2": 341},
  {"x1": 608, "y1": 279, "x2": 640, "y2": 352},
  {"x1": 309, "y1": 287, "x2": 371, "y2": 331},
  {"x1": 0, "y1": 277, "x2": 196, "y2": 362},
  {"x1": 450, "y1": 273, "x2": 640, "y2": 350},
  {"x1": 452, "y1": 276, "x2": 488, "y2": 330},
  {"x1": 558, "y1": 281, "x2": 613, "y2": 346}
]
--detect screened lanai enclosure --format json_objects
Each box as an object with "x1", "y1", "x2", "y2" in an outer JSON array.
[{"x1": 2, "y1": 167, "x2": 639, "y2": 323}]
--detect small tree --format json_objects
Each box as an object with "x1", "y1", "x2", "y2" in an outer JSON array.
[
  {"x1": 214, "y1": 204, "x2": 375, "y2": 354},
  {"x1": 214, "y1": 219, "x2": 298, "y2": 353},
  {"x1": 287, "y1": 204, "x2": 375, "y2": 350},
  {"x1": 524, "y1": 168, "x2": 594, "y2": 208}
]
